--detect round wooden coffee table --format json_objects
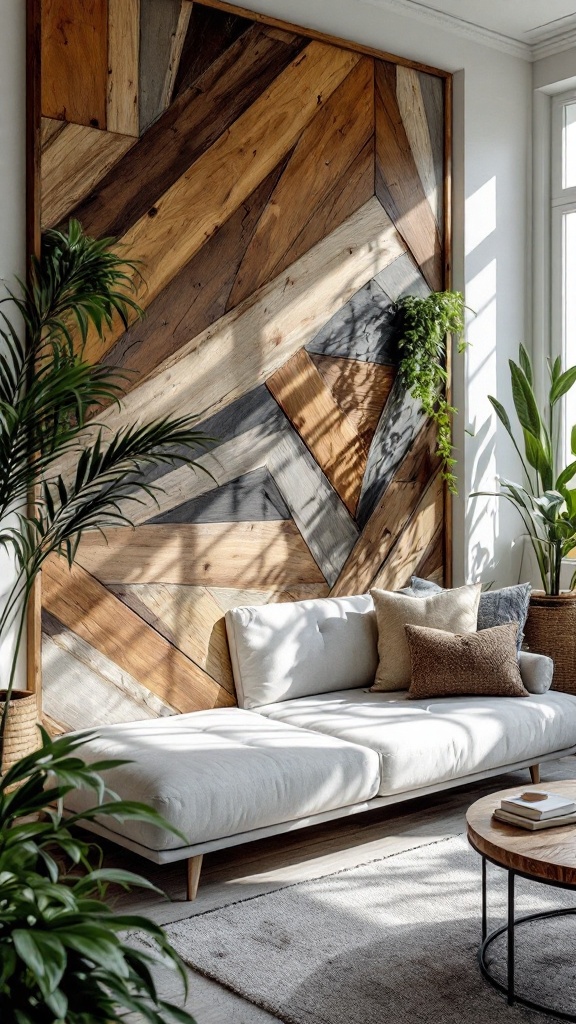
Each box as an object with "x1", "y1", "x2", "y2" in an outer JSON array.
[{"x1": 467, "y1": 780, "x2": 576, "y2": 1020}]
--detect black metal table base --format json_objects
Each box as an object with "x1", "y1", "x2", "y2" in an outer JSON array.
[{"x1": 479, "y1": 854, "x2": 576, "y2": 1021}]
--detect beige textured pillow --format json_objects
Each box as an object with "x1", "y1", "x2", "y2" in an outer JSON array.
[
  {"x1": 370, "y1": 583, "x2": 481, "y2": 691},
  {"x1": 405, "y1": 621, "x2": 528, "y2": 699}
]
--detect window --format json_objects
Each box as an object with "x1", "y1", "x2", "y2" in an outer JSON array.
[{"x1": 551, "y1": 91, "x2": 576, "y2": 461}]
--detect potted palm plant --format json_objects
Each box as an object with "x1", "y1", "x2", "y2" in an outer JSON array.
[
  {"x1": 0, "y1": 220, "x2": 210, "y2": 772},
  {"x1": 471, "y1": 344, "x2": 576, "y2": 691}
]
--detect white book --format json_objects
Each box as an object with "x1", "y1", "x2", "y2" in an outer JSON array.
[
  {"x1": 494, "y1": 808, "x2": 576, "y2": 831},
  {"x1": 500, "y1": 791, "x2": 576, "y2": 821}
]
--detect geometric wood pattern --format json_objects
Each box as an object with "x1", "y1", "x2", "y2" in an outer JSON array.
[{"x1": 39, "y1": 1, "x2": 450, "y2": 730}]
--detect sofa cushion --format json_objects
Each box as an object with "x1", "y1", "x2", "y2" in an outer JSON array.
[
  {"x1": 63, "y1": 709, "x2": 381, "y2": 852},
  {"x1": 406, "y1": 577, "x2": 531, "y2": 650},
  {"x1": 370, "y1": 583, "x2": 481, "y2": 691},
  {"x1": 225, "y1": 594, "x2": 378, "y2": 709},
  {"x1": 258, "y1": 687, "x2": 576, "y2": 797},
  {"x1": 405, "y1": 621, "x2": 528, "y2": 699}
]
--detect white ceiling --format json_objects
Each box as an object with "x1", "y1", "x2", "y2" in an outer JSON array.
[{"x1": 403, "y1": 0, "x2": 576, "y2": 44}]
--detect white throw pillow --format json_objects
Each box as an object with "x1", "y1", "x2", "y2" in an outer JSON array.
[
  {"x1": 225, "y1": 595, "x2": 378, "y2": 709},
  {"x1": 370, "y1": 583, "x2": 482, "y2": 691}
]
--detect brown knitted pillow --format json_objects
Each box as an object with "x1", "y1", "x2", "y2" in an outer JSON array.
[{"x1": 405, "y1": 621, "x2": 528, "y2": 699}]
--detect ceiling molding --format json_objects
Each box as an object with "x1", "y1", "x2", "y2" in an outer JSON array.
[
  {"x1": 356, "y1": 0, "x2": 531, "y2": 60},
  {"x1": 531, "y1": 27, "x2": 576, "y2": 62}
]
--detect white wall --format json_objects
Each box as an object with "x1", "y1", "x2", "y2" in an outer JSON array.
[
  {"x1": 0, "y1": 0, "x2": 27, "y2": 689},
  {"x1": 222, "y1": 0, "x2": 532, "y2": 587}
]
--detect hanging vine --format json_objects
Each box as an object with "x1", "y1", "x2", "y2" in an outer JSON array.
[{"x1": 394, "y1": 290, "x2": 467, "y2": 493}]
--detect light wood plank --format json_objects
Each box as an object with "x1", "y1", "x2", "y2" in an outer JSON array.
[
  {"x1": 41, "y1": 122, "x2": 135, "y2": 227},
  {"x1": 78, "y1": 199, "x2": 406, "y2": 442},
  {"x1": 109, "y1": 584, "x2": 235, "y2": 693},
  {"x1": 370, "y1": 471, "x2": 444, "y2": 592},
  {"x1": 42, "y1": 0, "x2": 109, "y2": 129},
  {"x1": 267, "y1": 350, "x2": 367, "y2": 515},
  {"x1": 42, "y1": 556, "x2": 234, "y2": 713},
  {"x1": 228, "y1": 57, "x2": 374, "y2": 306},
  {"x1": 107, "y1": 0, "x2": 140, "y2": 137},
  {"x1": 396, "y1": 66, "x2": 439, "y2": 227},
  {"x1": 82, "y1": 40, "x2": 361, "y2": 362},
  {"x1": 331, "y1": 420, "x2": 439, "y2": 596},
  {"x1": 310, "y1": 355, "x2": 396, "y2": 451},
  {"x1": 75, "y1": 523, "x2": 326, "y2": 587},
  {"x1": 40, "y1": 115, "x2": 64, "y2": 149},
  {"x1": 164, "y1": 1, "x2": 194, "y2": 106},
  {"x1": 206, "y1": 584, "x2": 330, "y2": 614}
]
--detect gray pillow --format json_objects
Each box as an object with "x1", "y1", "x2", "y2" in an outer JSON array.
[{"x1": 404, "y1": 578, "x2": 532, "y2": 651}]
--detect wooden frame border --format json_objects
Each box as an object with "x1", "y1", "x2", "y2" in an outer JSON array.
[{"x1": 26, "y1": 0, "x2": 454, "y2": 703}]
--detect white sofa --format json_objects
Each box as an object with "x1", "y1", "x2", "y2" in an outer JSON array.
[{"x1": 65, "y1": 594, "x2": 576, "y2": 899}]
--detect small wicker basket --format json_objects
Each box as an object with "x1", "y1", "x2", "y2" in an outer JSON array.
[
  {"x1": 523, "y1": 592, "x2": 576, "y2": 694},
  {"x1": 0, "y1": 690, "x2": 40, "y2": 775}
]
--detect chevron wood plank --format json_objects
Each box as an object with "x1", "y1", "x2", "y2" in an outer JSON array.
[
  {"x1": 107, "y1": 0, "x2": 140, "y2": 137},
  {"x1": 41, "y1": 116, "x2": 64, "y2": 149},
  {"x1": 42, "y1": 556, "x2": 234, "y2": 712},
  {"x1": 41, "y1": 122, "x2": 135, "y2": 228},
  {"x1": 270, "y1": 134, "x2": 374, "y2": 287},
  {"x1": 71, "y1": 24, "x2": 305, "y2": 240},
  {"x1": 109, "y1": 584, "x2": 235, "y2": 694},
  {"x1": 228, "y1": 57, "x2": 374, "y2": 307},
  {"x1": 149, "y1": 467, "x2": 291, "y2": 523},
  {"x1": 267, "y1": 429, "x2": 358, "y2": 587},
  {"x1": 139, "y1": 0, "x2": 190, "y2": 133},
  {"x1": 305, "y1": 277, "x2": 397, "y2": 365},
  {"x1": 310, "y1": 355, "x2": 396, "y2": 452},
  {"x1": 370, "y1": 471, "x2": 444, "y2": 592},
  {"x1": 412, "y1": 519, "x2": 445, "y2": 586},
  {"x1": 267, "y1": 349, "x2": 367, "y2": 515},
  {"x1": 75, "y1": 523, "x2": 326, "y2": 587},
  {"x1": 330, "y1": 419, "x2": 439, "y2": 596},
  {"x1": 104, "y1": 162, "x2": 286, "y2": 386},
  {"x1": 374, "y1": 251, "x2": 430, "y2": 303},
  {"x1": 206, "y1": 585, "x2": 330, "y2": 613},
  {"x1": 81, "y1": 41, "x2": 361, "y2": 362},
  {"x1": 173, "y1": 3, "x2": 252, "y2": 97},
  {"x1": 42, "y1": 0, "x2": 109, "y2": 129},
  {"x1": 375, "y1": 60, "x2": 443, "y2": 291},
  {"x1": 418, "y1": 70, "x2": 445, "y2": 233},
  {"x1": 396, "y1": 67, "x2": 439, "y2": 228},
  {"x1": 164, "y1": 1, "x2": 195, "y2": 106},
  {"x1": 78, "y1": 199, "x2": 406, "y2": 439}
]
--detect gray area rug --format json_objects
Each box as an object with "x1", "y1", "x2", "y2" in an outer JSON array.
[{"x1": 164, "y1": 835, "x2": 576, "y2": 1023}]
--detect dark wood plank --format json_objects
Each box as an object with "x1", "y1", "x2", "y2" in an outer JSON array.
[
  {"x1": 374, "y1": 59, "x2": 443, "y2": 291},
  {"x1": 173, "y1": 3, "x2": 253, "y2": 97},
  {"x1": 228, "y1": 57, "x2": 374, "y2": 307},
  {"x1": 103, "y1": 160, "x2": 287, "y2": 384},
  {"x1": 305, "y1": 278, "x2": 397, "y2": 365},
  {"x1": 41, "y1": 0, "x2": 108, "y2": 129},
  {"x1": 69, "y1": 24, "x2": 306, "y2": 239},
  {"x1": 148, "y1": 467, "x2": 291, "y2": 523}
]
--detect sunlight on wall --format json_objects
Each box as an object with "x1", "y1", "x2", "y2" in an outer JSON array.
[{"x1": 465, "y1": 177, "x2": 497, "y2": 257}]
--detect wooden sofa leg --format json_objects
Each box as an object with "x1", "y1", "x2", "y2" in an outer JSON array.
[
  {"x1": 186, "y1": 855, "x2": 203, "y2": 901},
  {"x1": 529, "y1": 764, "x2": 541, "y2": 785}
]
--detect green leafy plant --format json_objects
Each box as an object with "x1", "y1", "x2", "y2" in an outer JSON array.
[
  {"x1": 471, "y1": 344, "x2": 576, "y2": 595},
  {"x1": 0, "y1": 730, "x2": 197, "y2": 1024},
  {"x1": 394, "y1": 290, "x2": 467, "y2": 492},
  {"x1": 0, "y1": 220, "x2": 211, "y2": 769}
]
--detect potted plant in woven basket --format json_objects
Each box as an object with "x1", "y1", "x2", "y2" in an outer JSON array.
[
  {"x1": 0, "y1": 221, "x2": 210, "y2": 774},
  {"x1": 471, "y1": 344, "x2": 576, "y2": 692}
]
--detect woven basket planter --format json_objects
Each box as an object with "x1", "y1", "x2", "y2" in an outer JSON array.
[
  {"x1": 0, "y1": 690, "x2": 40, "y2": 775},
  {"x1": 523, "y1": 592, "x2": 576, "y2": 694}
]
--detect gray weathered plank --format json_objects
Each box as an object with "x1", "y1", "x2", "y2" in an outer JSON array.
[
  {"x1": 374, "y1": 251, "x2": 431, "y2": 303},
  {"x1": 418, "y1": 70, "x2": 444, "y2": 233},
  {"x1": 139, "y1": 0, "x2": 186, "y2": 134},
  {"x1": 305, "y1": 277, "x2": 397, "y2": 365},
  {"x1": 149, "y1": 466, "x2": 291, "y2": 523}
]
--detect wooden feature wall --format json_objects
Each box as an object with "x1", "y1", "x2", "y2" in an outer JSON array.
[{"x1": 38, "y1": 0, "x2": 450, "y2": 732}]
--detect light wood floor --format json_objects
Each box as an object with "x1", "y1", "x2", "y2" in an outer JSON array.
[{"x1": 99, "y1": 757, "x2": 576, "y2": 1023}]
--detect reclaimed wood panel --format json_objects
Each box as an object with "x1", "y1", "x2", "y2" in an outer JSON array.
[
  {"x1": 41, "y1": 120, "x2": 135, "y2": 227},
  {"x1": 75, "y1": 522, "x2": 326, "y2": 587},
  {"x1": 42, "y1": 0, "x2": 108, "y2": 128},
  {"x1": 149, "y1": 467, "x2": 291, "y2": 524},
  {"x1": 107, "y1": 0, "x2": 140, "y2": 136},
  {"x1": 229, "y1": 57, "x2": 374, "y2": 306},
  {"x1": 267, "y1": 349, "x2": 367, "y2": 515},
  {"x1": 82, "y1": 40, "x2": 362, "y2": 362},
  {"x1": 43, "y1": 556, "x2": 234, "y2": 712},
  {"x1": 375, "y1": 60, "x2": 442, "y2": 291},
  {"x1": 110, "y1": 584, "x2": 235, "y2": 694},
  {"x1": 370, "y1": 471, "x2": 444, "y2": 592},
  {"x1": 172, "y1": 2, "x2": 252, "y2": 97},
  {"x1": 139, "y1": 0, "x2": 191, "y2": 133},
  {"x1": 310, "y1": 356, "x2": 396, "y2": 452},
  {"x1": 396, "y1": 67, "x2": 439, "y2": 228}
]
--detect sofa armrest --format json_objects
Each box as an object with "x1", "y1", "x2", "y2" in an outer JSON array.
[{"x1": 519, "y1": 650, "x2": 554, "y2": 694}]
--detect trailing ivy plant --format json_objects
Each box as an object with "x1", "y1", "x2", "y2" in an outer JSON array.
[{"x1": 394, "y1": 291, "x2": 467, "y2": 493}]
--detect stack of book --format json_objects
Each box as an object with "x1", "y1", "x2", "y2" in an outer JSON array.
[{"x1": 493, "y1": 791, "x2": 576, "y2": 831}]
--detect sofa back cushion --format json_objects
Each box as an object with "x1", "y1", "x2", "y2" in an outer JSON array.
[{"x1": 225, "y1": 595, "x2": 378, "y2": 709}]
